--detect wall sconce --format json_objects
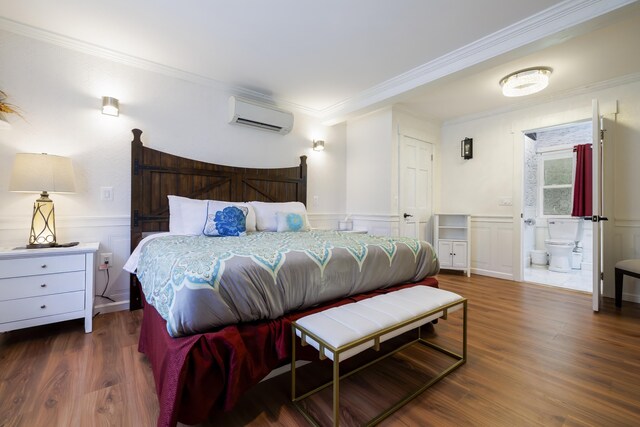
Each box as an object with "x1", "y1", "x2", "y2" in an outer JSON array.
[
  {"x1": 461, "y1": 137, "x2": 473, "y2": 160},
  {"x1": 9, "y1": 153, "x2": 77, "y2": 248},
  {"x1": 102, "y1": 96, "x2": 119, "y2": 116},
  {"x1": 313, "y1": 140, "x2": 325, "y2": 151}
]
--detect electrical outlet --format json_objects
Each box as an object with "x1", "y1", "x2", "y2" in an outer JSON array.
[{"x1": 99, "y1": 253, "x2": 113, "y2": 268}]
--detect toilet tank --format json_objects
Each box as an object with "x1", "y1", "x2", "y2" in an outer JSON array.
[{"x1": 547, "y1": 218, "x2": 584, "y2": 241}]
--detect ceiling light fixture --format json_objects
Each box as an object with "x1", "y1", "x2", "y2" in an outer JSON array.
[{"x1": 499, "y1": 67, "x2": 552, "y2": 97}]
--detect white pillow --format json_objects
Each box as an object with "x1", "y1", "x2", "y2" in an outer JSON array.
[
  {"x1": 168, "y1": 195, "x2": 207, "y2": 235},
  {"x1": 250, "y1": 201, "x2": 309, "y2": 231},
  {"x1": 168, "y1": 195, "x2": 257, "y2": 235}
]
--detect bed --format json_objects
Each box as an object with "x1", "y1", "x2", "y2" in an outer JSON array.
[{"x1": 127, "y1": 129, "x2": 440, "y2": 426}]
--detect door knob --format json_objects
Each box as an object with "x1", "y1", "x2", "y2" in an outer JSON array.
[{"x1": 403, "y1": 213, "x2": 413, "y2": 219}]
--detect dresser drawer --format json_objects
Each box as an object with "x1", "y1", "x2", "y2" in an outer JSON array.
[
  {"x1": 0, "y1": 254, "x2": 85, "y2": 279},
  {"x1": 0, "y1": 271, "x2": 85, "y2": 301},
  {"x1": 0, "y1": 291, "x2": 85, "y2": 324}
]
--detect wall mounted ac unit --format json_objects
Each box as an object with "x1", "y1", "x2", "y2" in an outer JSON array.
[{"x1": 228, "y1": 96, "x2": 294, "y2": 135}]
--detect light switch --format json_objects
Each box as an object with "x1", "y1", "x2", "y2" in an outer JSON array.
[{"x1": 101, "y1": 186, "x2": 114, "y2": 201}]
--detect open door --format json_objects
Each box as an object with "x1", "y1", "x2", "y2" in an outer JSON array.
[
  {"x1": 399, "y1": 135, "x2": 433, "y2": 240},
  {"x1": 592, "y1": 99, "x2": 605, "y2": 311}
]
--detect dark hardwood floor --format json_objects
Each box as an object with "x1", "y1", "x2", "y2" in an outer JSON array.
[{"x1": 1, "y1": 273, "x2": 639, "y2": 426}]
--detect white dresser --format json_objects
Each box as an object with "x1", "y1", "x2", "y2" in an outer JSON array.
[{"x1": 0, "y1": 242, "x2": 98, "y2": 333}]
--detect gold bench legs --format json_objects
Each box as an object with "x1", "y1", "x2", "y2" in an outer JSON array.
[{"x1": 291, "y1": 299, "x2": 467, "y2": 426}]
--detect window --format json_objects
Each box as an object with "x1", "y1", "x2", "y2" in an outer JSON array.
[{"x1": 538, "y1": 150, "x2": 574, "y2": 217}]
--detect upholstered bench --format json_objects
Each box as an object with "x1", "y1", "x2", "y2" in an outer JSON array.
[
  {"x1": 291, "y1": 286, "x2": 467, "y2": 426},
  {"x1": 615, "y1": 259, "x2": 640, "y2": 308}
]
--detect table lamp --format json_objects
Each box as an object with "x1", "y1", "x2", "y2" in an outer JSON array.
[{"x1": 9, "y1": 153, "x2": 76, "y2": 248}]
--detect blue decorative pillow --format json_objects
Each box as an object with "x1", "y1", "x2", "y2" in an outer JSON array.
[
  {"x1": 204, "y1": 204, "x2": 248, "y2": 236},
  {"x1": 276, "y1": 211, "x2": 309, "y2": 232}
]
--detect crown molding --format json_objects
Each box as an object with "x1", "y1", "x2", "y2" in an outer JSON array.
[
  {"x1": 1, "y1": 0, "x2": 635, "y2": 125},
  {"x1": 320, "y1": 0, "x2": 637, "y2": 125},
  {"x1": 0, "y1": 17, "x2": 321, "y2": 117},
  {"x1": 442, "y1": 72, "x2": 640, "y2": 127}
]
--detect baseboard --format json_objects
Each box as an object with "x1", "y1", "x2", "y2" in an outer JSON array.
[
  {"x1": 93, "y1": 299, "x2": 129, "y2": 314},
  {"x1": 623, "y1": 292, "x2": 640, "y2": 304},
  {"x1": 471, "y1": 268, "x2": 514, "y2": 281}
]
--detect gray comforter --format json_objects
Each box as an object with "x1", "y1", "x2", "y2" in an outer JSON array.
[{"x1": 137, "y1": 230, "x2": 439, "y2": 336}]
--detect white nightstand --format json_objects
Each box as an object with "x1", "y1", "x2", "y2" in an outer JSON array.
[{"x1": 0, "y1": 242, "x2": 99, "y2": 333}]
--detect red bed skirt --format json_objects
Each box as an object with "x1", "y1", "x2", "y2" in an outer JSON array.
[{"x1": 139, "y1": 277, "x2": 439, "y2": 427}]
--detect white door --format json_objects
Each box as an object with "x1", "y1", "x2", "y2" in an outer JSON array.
[
  {"x1": 399, "y1": 136, "x2": 433, "y2": 240},
  {"x1": 592, "y1": 100, "x2": 604, "y2": 311}
]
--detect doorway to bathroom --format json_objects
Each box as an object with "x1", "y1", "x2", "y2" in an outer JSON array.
[{"x1": 521, "y1": 121, "x2": 593, "y2": 293}]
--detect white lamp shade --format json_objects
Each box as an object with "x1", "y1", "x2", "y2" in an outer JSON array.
[{"x1": 9, "y1": 153, "x2": 76, "y2": 193}]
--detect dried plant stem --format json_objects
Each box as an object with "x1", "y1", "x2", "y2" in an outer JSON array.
[{"x1": 0, "y1": 90, "x2": 23, "y2": 118}]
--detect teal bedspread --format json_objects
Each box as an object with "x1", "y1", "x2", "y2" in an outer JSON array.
[{"x1": 137, "y1": 230, "x2": 439, "y2": 336}]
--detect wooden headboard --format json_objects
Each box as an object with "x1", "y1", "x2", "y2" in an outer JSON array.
[{"x1": 129, "y1": 128, "x2": 307, "y2": 309}]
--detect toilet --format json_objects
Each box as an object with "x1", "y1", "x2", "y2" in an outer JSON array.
[{"x1": 545, "y1": 218, "x2": 584, "y2": 273}]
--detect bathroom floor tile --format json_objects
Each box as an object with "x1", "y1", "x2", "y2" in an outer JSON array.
[{"x1": 524, "y1": 267, "x2": 591, "y2": 293}]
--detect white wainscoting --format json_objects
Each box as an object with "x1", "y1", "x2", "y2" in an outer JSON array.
[
  {"x1": 11, "y1": 213, "x2": 630, "y2": 311},
  {"x1": 607, "y1": 219, "x2": 640, "y2": 303},
  {"x1": 470, "y1": 215, "x2": 514, "y2": 280},
  {"x1": 350, "y1": 214, "x2": 400, "y2": 236},
  {"x1": 466, "y1": 215, "x2": 640, "y2": 303},
  {"x1": 307, "y1": 213, "x2": 344, "y2": 231}
]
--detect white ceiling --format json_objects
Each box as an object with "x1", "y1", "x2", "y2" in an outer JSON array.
[
  {"x1": 399, "y1": 8, "x2": 640, "y2": 122},
  {"x1": 0, "y1": 0, "x2": 639, "y2": 123}
]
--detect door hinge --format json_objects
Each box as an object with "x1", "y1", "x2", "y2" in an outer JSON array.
[
  {"x1": 601, "y1": 272, "x2": 604, "y2": 281},
  {"x1": 600, "y1": 129, "x2": 605, "y2": 141}
]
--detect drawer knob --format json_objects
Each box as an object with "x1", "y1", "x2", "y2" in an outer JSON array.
[
  {"x1": 41, "y1": 264, "x2": 47, "y2": 269},
  {"x1": 41, "y1": 284, "x2": 47, "y2": 288},
  {"x1": 40, "y1": 305, "x2": 46, "y2": 309}
]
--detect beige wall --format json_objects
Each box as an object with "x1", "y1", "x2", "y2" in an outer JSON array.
[
  {"x1": 345, "y1": 107, "x2": 441, "y2": 236},
  {"x1": 0, "y1": 30, "x2": 347, "y2": 309},
  {"x1": 345, "y1": 108, "x2": 393, "y2": 216},
  {"x1": 440, "y1": 79, "x2": 640, "y2": 301}
]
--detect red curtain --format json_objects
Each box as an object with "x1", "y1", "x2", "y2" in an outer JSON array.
[{"x1": 571, "y1": 143, "x2": 592, "y2": 217}]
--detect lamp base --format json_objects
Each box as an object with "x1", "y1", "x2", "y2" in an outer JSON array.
[
  {"x1": 26, "y1": 241, "x2": 79, "y2": 250},
  {"x1": 27, "y1": 242, "x2": 57, "y2": 249}
]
